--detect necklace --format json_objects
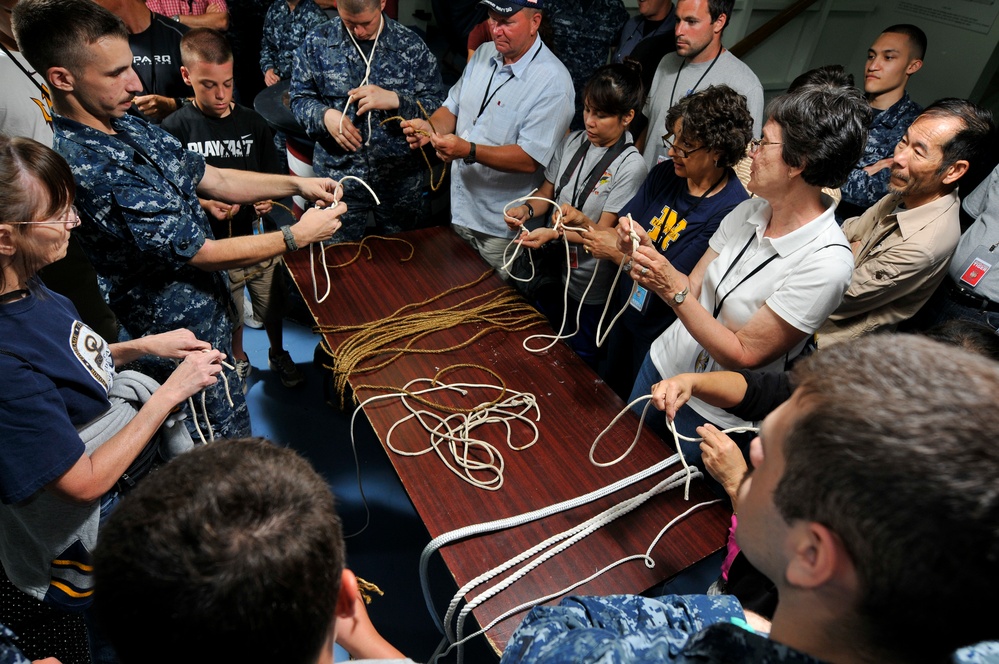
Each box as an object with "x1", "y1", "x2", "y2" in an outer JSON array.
[{"x1": 0, "y1": 288, "x2": 29, "y2": 304}]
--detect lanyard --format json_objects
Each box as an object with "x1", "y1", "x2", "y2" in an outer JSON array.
[
  {"x1": 673, "y1": 172, "x2": 727, "y2": 229},
  {"x1": 669, "y1": 48, "x2": 722, "y2": 110},
  {"x1": 555, "y1": 133, "x2": 630, "y2": 211},
  {"x1": 477, "y1": 43, "x2": 542, "y2": 120},
  {"x1": 711, "y1": 234, "x2": 778, "y2": 318}
]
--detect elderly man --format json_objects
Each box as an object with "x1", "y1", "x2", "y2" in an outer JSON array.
[
  {"x1": 403, "y1": 0, "x2": 574, "y2": 278},
  {"x1": 818, "y1": 99, "x2": 995, "y2": 346},
  {"x1": 291, "y1": 0, "x2": 444, "y2": 242},
  {"x1": 501, "y1": 334, "x2": 999, "y2": 663},
  {"x1": 836, "y1": 24, "x2": 926, "y2": 222},
  {"x1": 13, "y1": 0, "x2": 346, "y2": 438},
  {"x1": 641, "y1": 0, "x2": 763, "y2": 169}
]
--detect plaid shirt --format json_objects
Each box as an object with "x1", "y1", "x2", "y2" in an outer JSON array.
[{"x1": 146, "y1": 0, "x2": 227, "y2": 16}]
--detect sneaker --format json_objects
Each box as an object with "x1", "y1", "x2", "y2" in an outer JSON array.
[
  {"x1": 243, "y1": 292, "x2": 263, "y2": 329},
  {"x1": 268, "y1": 349, "x2": 305, "y2": 388},
  {"x1": 234, "y1": 358, "x2": 252, "y2": 395}
]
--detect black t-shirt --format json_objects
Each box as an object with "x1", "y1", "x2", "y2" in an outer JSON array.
[
  {"x1": 162, "y1": 102, "x2": 279, "y2": 239},
  {"x1": 130, "y1": 14, "x2": 189, "y2": 109}
]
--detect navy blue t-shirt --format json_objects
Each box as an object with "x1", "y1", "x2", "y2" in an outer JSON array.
[
  {"x1": 0, "y1": 287, "x2": 113, "y2": 504},
  {"x1": 616, "y1": 162, "x2": 749, "y2": 344}
]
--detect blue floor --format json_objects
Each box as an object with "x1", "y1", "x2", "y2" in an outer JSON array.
[{"x1": 240, "y1": 318, "x2": 725, "y2": 662}]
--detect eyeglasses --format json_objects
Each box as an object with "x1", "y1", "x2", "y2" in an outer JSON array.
[
  {"x1": 661, "y1": 134, "x2": 706, "y2": 159},
  {"x1": 4, "y1": 206, "x2": 81, "y2": 229},
  {"x1": 748, "y1": 138, "x2": 782, "y2": 155}
]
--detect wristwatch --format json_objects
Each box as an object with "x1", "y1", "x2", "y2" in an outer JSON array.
[
  {"x1": 463, "y1": 142, "x2": 477, "y2": 164},
  {"x1": 671, "y1": 285, "x2": 690, "y2": 306},
  {"x1": 280, "y1": 225, "x2": 298, "y2": 252},
  {"x1": 622, "y1": 258, "x2": 634, "y2": 274}
]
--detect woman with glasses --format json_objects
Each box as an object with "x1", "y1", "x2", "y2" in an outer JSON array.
[
  {"x1": 585, "y1": 85, "x2": 754, "y2": 398},
  {"x1": 623, "y1": 83, "x2": 868, "y2": 473},
  {"x1": 0, "y1": 135, "x2": 224, "y2": 661}
]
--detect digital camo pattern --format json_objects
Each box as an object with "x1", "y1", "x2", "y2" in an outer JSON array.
[
  {"x1": 290, "y1": 16, "x2": 444, "y2": 238},
  {"x1": 259, "y1": 0, "x2": 330, "y2": 79},
  {"x1": 52, "y1": 113, "x2": 250, "y2": 439},
  {"x1": 839, "y1": 92, "x2": 922, "y2": 209},
  {"x1": 0, "y1": 625, "x2": 28, "y2": 664}
]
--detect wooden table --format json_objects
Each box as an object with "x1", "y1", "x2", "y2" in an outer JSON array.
[{"x1": 285, "y1": 226, "x2": 729, "y2": 653}]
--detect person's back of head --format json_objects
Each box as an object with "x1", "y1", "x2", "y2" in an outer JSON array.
[
  {"x1": 778, "y1": 335, "x2": 999, "y2": 661},
  {"x1": 93, "y1": 438, "x2": 346, "y2": 664},
  {"x1": 11, "y1": 0, "x2": 128, "y2": 78},
  {"x1": 787, "y1": 64, "x2": 854, "y2": 93}
]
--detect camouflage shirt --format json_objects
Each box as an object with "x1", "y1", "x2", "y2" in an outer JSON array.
[
  {"x1": 500, "y1": 594, "x2": 825, "y2": 663},
  {"x1": 0, "y1": 625, "x2": 28, "y2": 664},
  {"x1": 839, "y1": 92, "x2": 922, "y2": 211},
  {"x1": 259, "y1": 0, "x2": 330, "y2": 80},
  {"x1": 290, "y1": 16, "x2": 444, "y2": 179},
  {"x1": 52, "y1": 113, "x2": 249, "y2": 438}
]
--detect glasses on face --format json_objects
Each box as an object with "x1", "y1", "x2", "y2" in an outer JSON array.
[
  {"x1": 748, "y1": 138, "x2": 782, "y2": 155},
  {"x1": 661, "y1": 134, "x2": 706, "y2": 159},
  {"x1": 4, "y1": 206, "x2": 81, "y2": 229}
]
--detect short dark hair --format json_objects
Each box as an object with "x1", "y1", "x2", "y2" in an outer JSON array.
[
  {"x1": 582, "y1": 60, "x2": 645, "y2": 119},
  {"x1": 180, "y1": 28, "x2": 233, "y2": 67},
  {"x1": 777, "y1": 335, "x2": 999, "y2": 661},
  {"x1": 707, "y1": 0, "x2": 734, "y2": 25},
  {"x1": 665, "y1": 84, "x2": 754, "y2": 169},
  {"x1": 787, "y1": 64, "x2": 854, "y2": 93},
  {"x1": 93, "y1": 439, "x2": 346, "y2": 664},
  {"x1": 12, "y1": 0, "x2": 128, "y2": 77},
  {"x1": 922, "y1": 319, "x2": 999, "y2": 361},
  {"x1": 0, "y1": 135, "x2": 76, "y2": 293},
  {"x1": 337, "y1": 0, "x2": 382, "y2": 13},
  {"x1": 766, "y1": 84, "x2": 870, "y2": 188},
  {"x1": 881, "y1": 23, "x2": 927, "y2": 61},
  {"x1": 918, "y1": 98, "x2": 995, "y2": 175}
]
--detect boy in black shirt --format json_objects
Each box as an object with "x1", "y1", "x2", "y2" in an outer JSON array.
[{"x1": 163, "y1": 27, "x2": 304, "y2": 389}]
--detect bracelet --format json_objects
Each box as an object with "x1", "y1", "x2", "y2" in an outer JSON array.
[
  {"x1": 525, "y1": 201, "x2": 535, "y2": 219},
  {"x1": 280, "y1": 225, "x2": 298, "y2": 252}
]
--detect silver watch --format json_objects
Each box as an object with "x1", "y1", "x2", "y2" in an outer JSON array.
[{"x1": 671, "y1": 285, "x2": 689, "y2": 306}]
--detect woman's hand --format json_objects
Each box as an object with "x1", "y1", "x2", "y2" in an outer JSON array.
[
  {"x1": 582, "y1": 226, "x2": 621, "y2": 261},
  {"x1": 631, "y1": 245, "x2": 687, "y2": 302},
  {"x1": 515, "y1": 227, "x2": 559, "y2": 249},
  {"x1": 503, "y1": 204, "x2": 531, "y2": 231},
  {"x1": 615, "y1": 215, "x2": 651, "y2": 255},
  {"x1": 698, "y1": 423, "x2": 748, "y2": 507},
  {"x1": 650, "y1": 375, "x2": 695, "y2": 421},
  {"x1": 160, "y1": 350, "x2": 226, "y2": 404},
  {"x1": 142, "y1": 329, "x2": 211, "y2": 360},
  {"x1": 558, "y1": 204, "x2": 592, "y2": 232}
]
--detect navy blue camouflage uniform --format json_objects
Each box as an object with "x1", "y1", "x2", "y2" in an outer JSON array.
[
  {"x1": 836, "y1": 92, "x2": 922, "y2": 222},
  {"x1": 546, "y1": 0, "x2": 629, "y2": 130},
  {"x1": 500, "y1": 594, "x2": 822, "y2": 663},
  {"x1": 52, "y1": 113, "x2": 250, "y2": 440},
  {"x1": 259, "y1": 0, "x2": 329, "y2": 81},
  {"x1": 290, "y1": 16, "x2": 444, "y2": 242}
]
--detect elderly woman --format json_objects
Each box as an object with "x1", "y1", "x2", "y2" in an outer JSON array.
[
  {"x1": 0, "y1": 135, "x2": 224, "y2": 660},
  {"x1": 582, "y1": 85, "x2": 753, "y2": 397},
  {"x1": 623, "y1": 82, "x2": 869, "y2": 465}
]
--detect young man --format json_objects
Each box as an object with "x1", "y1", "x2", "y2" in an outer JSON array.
[
  {"x1": 12, "y1": 0, "x2": 346, "y2": 439},
  {"x1": 501, "y1": 334, "x2": 999, "y2": 663},
  {"x1": 818, "y1": 99, "x2": 995, "y2": 346},
  {"x1": 836, "y1": 24, "x2": 926, "y2": 222},
  {"x1": 162, "y1": 28, "x2": 304, "y2": 389},
  {"x1": 93, "y1": 438, "x2": 413, "y2": 664},
  {"x1": 402, "y1": 0, "x2": 574, "y2": 279},
  {"x1": 641, "y1": 0, "x2": 764, "y2": 169}
]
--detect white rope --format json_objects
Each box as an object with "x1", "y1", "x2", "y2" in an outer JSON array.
[
  {"x1": 311, "y1": 175, "x2": 381, "y2": 304},
  {"x1": 338, "y1": 13, "x2": 384, "y2": 147},
  {"x1": 185, "y1": 352, "x2": 235, "y2": 445},
  {"x1": 594, "y1": 216, "x2": 641, "y2": 348}
]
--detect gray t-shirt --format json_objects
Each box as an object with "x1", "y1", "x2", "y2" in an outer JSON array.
[
  {"x1": 642, "y1": 50, "x2": 764, "y2": 171},
  {"x1": 949, "y1": 164, "x2": 999, "y2": 301},
  {"x1": 544, "y1": 130, "x2": 648, "y2": 303}
]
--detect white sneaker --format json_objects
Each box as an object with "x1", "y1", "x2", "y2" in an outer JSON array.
[
  {"x1": 244, "y1": 292, "x2": 263, "y2": 329},
  {"x1": 235, "y1": 358, "x2": 252, "y2": 394}
]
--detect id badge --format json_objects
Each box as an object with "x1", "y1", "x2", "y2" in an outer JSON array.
[
  {"x1": 568, "y1": 246, "x2": 578, "y2": 269},
  {"x1": 629, "y1": 285, "x2": 649, "y2": 311},
  {"x1": 657, "y1": 154, "x2": 668, "y2": 165},
  {"x1": 958, "y1": 245, "x2": 993, "y2": 288},
  {"x1": 459, "y1": 128, "x2": 471, "y2": 140}
]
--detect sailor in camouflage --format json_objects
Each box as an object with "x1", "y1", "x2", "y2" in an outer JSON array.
[
  {"x1": 259, "y1": 0, "x2": 329, "y2": 84},
  {"x1": 290, "y1": 0, "x2": 444, "y2": 242},
  {"x1": 54, "y1": 112, "x2": 250, "y2": 439}
]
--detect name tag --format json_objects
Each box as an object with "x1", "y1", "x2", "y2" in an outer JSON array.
[
  {"x1": 629, "y1": 285, "x2": 648, "y2": 311},
  {"x1": 960, "y1": 257, "x2": 992, "y2": 288}
]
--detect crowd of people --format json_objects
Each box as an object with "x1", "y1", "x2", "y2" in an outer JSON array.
[{"x1": 1, "y1": 0, "x2": 998, "y2": 662}]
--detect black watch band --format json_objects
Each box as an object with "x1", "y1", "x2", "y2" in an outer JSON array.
[
  {"x1": 280, "y1": 225, "x2": 298, "y2": 252},
  {"x1": 463, "y1": 142, "x2": 477, "y2": 164}
]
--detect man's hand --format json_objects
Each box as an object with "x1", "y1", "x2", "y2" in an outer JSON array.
[
  {"x1": 253, "y1": 200, "x2": 273, "y2": 217},
  {"x1": 133, "y1": 94, "x2": 178, "y2": 121},
  {"x1": 429, "y1": 133, "x2": 470, "y2": 163},
  {"x1": 863, "y1": 157, "x2": 892, "y2": 176},
  {"x1": 324, "y1": 107, "x2": 364, "y2": 152},
  {"x1": 289, "y1": 202, "x2": 347, "y2": 246},
  {"x1": 349, "y1": 84, "x2": 399, "y2": 115},
  {"x1": 264, "y1": 68, "x2": 281, "y2": 86},
  {"x1": 201, "y1": 199, "x2": 239, "y2": 222},
  {"x1": 401, "y1": 118, "x2": 433, "y2": 149},
  {"x1": 295, "y1": 177, "x2": 339, "y2": 206},
  {"x1": 142, "y1": 329, "x2": 212, "y2": 360}
]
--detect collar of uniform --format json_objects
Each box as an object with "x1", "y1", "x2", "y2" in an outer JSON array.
[
  {"x1": 490, "y1": 34, "x2": 543, "y2": 78},
  {"x1": 895, "y1": 187, "x2": 960, "y2": 241},
  {"x1": 334, "y1": 13, "x2": 397, "y2": 49},
  {"x1": 876, "y1": 91, "x2": 919, "y2": 129},
  {"x1": 53, "y1": 112, "x2": 150, "y2": 168},
  {"x1": 747, "y1": 193, "x2": 839, "y2": 257}
]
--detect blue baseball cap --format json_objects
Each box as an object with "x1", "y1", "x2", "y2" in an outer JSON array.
[{"x1": 479, "y1": 0, "x2": 544, "y2": 16}]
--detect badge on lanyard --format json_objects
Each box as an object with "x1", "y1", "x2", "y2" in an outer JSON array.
[
  {"x1": 568, "y1": 246, "x2": 579, "y2": 269},
  {"x1": 629, "y1": 285, "x2": 649, "y2": 311},
  {"x1": 958, "y1": 246, "x2": 993, "y2": 288}
]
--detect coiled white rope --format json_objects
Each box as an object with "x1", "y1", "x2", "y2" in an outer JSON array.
[
  {"x1": 338, "y1": 13, "x2": 384, "y2": 147},
  {"x1": 311, "y1": 175, "x2": 381, "y2": 304}
]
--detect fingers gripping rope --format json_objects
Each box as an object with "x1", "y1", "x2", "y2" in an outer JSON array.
[
  {"x1": 185, "y1": 350, "x2": 236, "y2": 445},
  {"x1": 339, "y1": 13, "x2": 384, "y2": 147},
  {"x1": 312, "y1": 175, "x2": 381, "y2": 304},
  {"x1": 593, "y1": 213, "x2": 642, "y2": 348}
]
